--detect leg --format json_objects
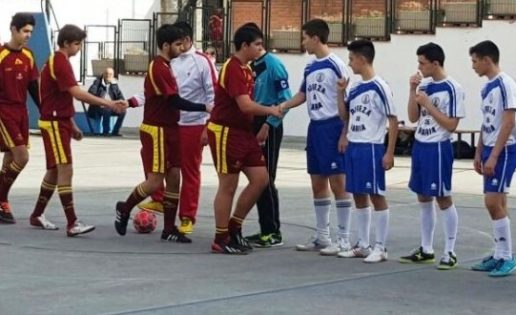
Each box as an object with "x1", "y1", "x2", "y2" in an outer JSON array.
[
  {"x1": 30, "y1": 168, "x2": 58, "y2": 230},
  {"x1": 111, "y1": 112, "x2": 125, "y2": 135},
  {"x1": 0, "y1": 146, "x2": 29, "y2": 222},
  {"x1": 178, "y1": 125, "x2": 204, "y2": 225},
  {"x1": 311, "y1": 174, "x2": 332, "y2": 243},
  {"x1": 213, "y1": 172, "x2": 239, "y2": 244},
  {"x1": 329, "y1": 174, "x2": 352, "y2": 244},
  {"x1": 101, "y1": 108, "x2": 111, "y2": 135},
  {"x1": 161, "y1": 167, "x2": 191, "y2": 242},
  {"x1": 231, "y1": 166, "x2": 269, "y2": 228},
  {"x1": 436, "y1": 196, "x2": 459, "y2": 269}
]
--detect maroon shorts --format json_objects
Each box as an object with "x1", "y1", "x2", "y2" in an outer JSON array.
[
  {"x1": 0, "y1": 107, "x2": 29, "y2": 152},
  {"x1": 207, "y1": 122, "x2": 265, "y2": 174},
  {"x1": 140, "y1": 123, "x2": 181, "y2": 174},
  {"x1": 39, "y1": 119, "x2": 73, "y2": 169}
]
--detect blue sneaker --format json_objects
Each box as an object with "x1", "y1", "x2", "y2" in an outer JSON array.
[
  {"x1": 471, "y1": 256, "x2": 498, "y2": 272},
  {"x1": 489, "y1": 258, "x2": 516, "y2": 277}
]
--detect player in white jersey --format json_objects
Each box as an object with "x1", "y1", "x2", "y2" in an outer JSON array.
[
  {"x1": 280, "y1": 19, "x2": 353, "y2": 255},
  {"x1": 399, "y1": 43, "x2": 465, "y2": 270},
  {"x1": 469, "y1": 41, "x2": 516, "y2": 277},
  {"x1": 337, "y1": 40, "x2": 398, "y2": 263}
]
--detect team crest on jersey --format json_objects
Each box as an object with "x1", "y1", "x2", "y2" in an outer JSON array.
[
  {"x1": 361, "y1": 94, "x2": 370, "y2": 104},
  {"x1": 432, "y1": 97, "x2": 439, "y2": 107},
  {"x1": 315, "y1": 72, "x2": 325, "y2": 82},
  {"x1": 14, "y1": 58, "x2": 23, "y2": 65}
]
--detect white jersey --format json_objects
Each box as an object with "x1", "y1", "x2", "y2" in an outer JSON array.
[
  {"x1": 415, "y1": 77, "x2": 465, "y2": 142},
  {"x1": 346, "y1": 75, "x2": 396, "y2": 144},
  {"x1": 481, "y1": 72, "x2": 516, "y2": 146},
  {"x1": 300, "y1": 53, "x2": 350, "y2": 121},
  {"x1": 171, "y1": 46, "x2": 218, "y2": 126}
]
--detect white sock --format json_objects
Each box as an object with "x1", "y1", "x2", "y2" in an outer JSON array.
[
  {"x1": 355, "y1": 207, "x2": 371, "y2": 248},
  {"x1": 493, "y1": 217, "x2": 512, "y2": 260},
  {"x1": 420, "y1": 201, "x2": 436, "y2": 253},
  {"x1": 441, "y1": 204, "x2": 458, "y2": 255},
  {"x1": 374, "y1": 209, "x2": 390, "y2": 249},
  {"x1": 335, "y1": 198, "x2": 352, "y2": 242},
  {"x1": 314, "y1": 198, "x2": 331, "y2": 242}
]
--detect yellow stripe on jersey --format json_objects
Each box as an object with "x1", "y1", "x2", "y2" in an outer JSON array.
[
  {"x1": 139, "y1": 123, "x2": 165, "y2": 173},
  {"x1": 218, "y1": 59, "x2": 232, "y2": 90},
  {"x1": 38, "y1": 120, "x2": 68, "y2": 164},
  {"x1": 0, "y1": 49, "x2": 10, "y2": 65},
  {"x1": 148, "y1": 61, "x2": 162, "y2": 95},
  {"x1": 21, "y1": 48, "x2": 35, "y2": 69},
  {"x1": 0, "y1": 118, "x2": 15, "y2": 148},
  {"x1": 48, "y1": 54, "x2": 56, "y2": 80},
  {"x1": 207, "y1": 122, "x2": 229, "y2": 174}
]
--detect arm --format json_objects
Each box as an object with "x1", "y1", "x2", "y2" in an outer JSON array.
[
  {"x1": 266, "y1": 62, "x2": 292, "y2": 127},
  {"x1": 27, "y1": 80, "x2": 41, "y2": 110},
  {"x1": 416, "y1": 92, "x2": 460, "y2": 132},
  {"x1": 474, "y1": 130, "x2": 484, "y2": 175},
  {"x1": 483, "y1": 110, "x2": 515, "y2": 176},
  {"x1": 69, "y1": 86, "x2": 126, "y2": 113},
  {"x1": 169, "y1": 94, "x2": 208, "y2": 112},
  {"x1": 384, "y1": 116, "x2": 399, "y2": 170},
  {"x1": 280, "y1": 92, "x2": 306, "y2": 111},
  {"x1": 408, "y1": 73, "x2": 422, "y2": 123},
  {"x1": 235, "y1": 94, "x2": 281, "y2": 117}
]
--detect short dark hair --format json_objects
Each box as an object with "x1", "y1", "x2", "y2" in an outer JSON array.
[
  {"x1": 173, "y1": 21, "x2": 193, "y2": 39},
  {"x1": 241, "y1": 22, "x2": 260, "y2": 31},
  {"x1": 469, "y1": 40, "x2": 500, "y2": 64},
  {"x1": 347, "y1": 39, "x2": 375, "y2": 63},
  {"x1": 233, "y1": 25, "x2": 263, "y2": 51},
  {"x1": 156, "y1": 24, "x2": 184, "y2": 49},
  {"x1": 10, "y1": 12, "x2": 35, "y2": 31},
  {"x1": 301, "y1": 19, "x2": 329, "y2": 44},
  {"x1": 57, "y1": 24, "x2": 86, "y2": 48},
  {"x1": 417, "y1": 42, "x2": 445, "y2": 66}
]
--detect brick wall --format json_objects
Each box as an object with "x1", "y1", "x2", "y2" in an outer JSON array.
[
  {"x1": 309, "y1": 0, "x2": 345, "y2": 22},
  {"x1": 350, "y1": 0, "x2": 388, "y2": 17},
  {"x1": 231, "y1": 0, "x2": 264, "y2": 32},
  {"x1": 270, "y1": 0, "x2": 303, "y2": 31}
]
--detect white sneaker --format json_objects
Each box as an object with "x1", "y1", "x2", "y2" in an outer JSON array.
[
  {"x1": 320, "y1": 238, "x2": 351, "y2": 256},
  {"x1": 67, "y1": 220, "x2": 95, "y2": 237},
  {"x1": 296, "y1": 235, "x2": 331, "y2": 251},
  {"x1": 364, "y1": 245, "x2": 388, "y2": 263},
  {"x1": 337, "y1": 243, "x2": 371, "y2": 258},
  {"x1": 30, "y1": 215, "x2": 59, "y2": 230}
]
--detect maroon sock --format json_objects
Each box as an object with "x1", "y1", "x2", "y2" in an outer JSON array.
[
  {"x1": 122, "y1": 184, "x2": 149, "y2": 215},
  {"x1": 163, "y1": 191, "x2": 179, "y2": 233},
  {"x1": 215, "y1": 227, "x2": 229, "y2": 244},
  {"x1": 228, "y1": 216, "x2": 244, "y2": 234},
  {"x1": 31, "y1": 180, "x2": 56, "y2": 218},
  {"x1": 58, "y1": 185, "x2": 77, "y2": 228},
  {"x1": 0, "y1": 161, "x2": 22, "y2": 202}
]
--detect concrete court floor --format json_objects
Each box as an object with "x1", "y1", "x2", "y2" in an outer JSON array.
[{"x1": 0, "y1": 135, "x2": 515, "y2": 315}]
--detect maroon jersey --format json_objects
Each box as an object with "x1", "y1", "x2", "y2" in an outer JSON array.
[
  {"x1": 39, "y1": 51, "x2": 78, "y2": 119},
  {"x1": 0, "y1": 45, "x2": 38, "y2": 108},
  {"x1": 143, "y1": 55, "x2": 180, "y2": 127},
  {"x1": 210, "y1": 56, "x2": 254, "y2": 132}
]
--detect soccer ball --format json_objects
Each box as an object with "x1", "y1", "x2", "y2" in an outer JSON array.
[{"x1": 133, "y1": 210, "x2": 157, "y2": 233}]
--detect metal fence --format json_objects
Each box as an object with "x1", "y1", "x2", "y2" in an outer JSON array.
[
  {"x1": 80, "y1": 25, "x2": 117, "y2": 81},
  {"x1": 117, "y1": 19, "x2": 152, "y2": 74}
]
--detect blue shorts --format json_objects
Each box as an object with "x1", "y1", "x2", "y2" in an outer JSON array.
[
  {"x1": 345, "y1": 141, "x2": 385, "y2": 195},
  {"x1": 482, "y1": 144, "x2": 516, "y2": 193},
  {"x1": 409, "y1": 140, "x2": 453, "y2": 197},
  {"x1": 306, "y1": 116, "x2": 346, "y2": 175}
]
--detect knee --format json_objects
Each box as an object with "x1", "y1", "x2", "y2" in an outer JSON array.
[{"x1": 14, "y1": 153, "x2": 29, "y2": 168}]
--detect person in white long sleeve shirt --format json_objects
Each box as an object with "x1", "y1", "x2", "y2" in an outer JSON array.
[{"x1": 133, "y1": 22, "x2": 218, "y2": 235}]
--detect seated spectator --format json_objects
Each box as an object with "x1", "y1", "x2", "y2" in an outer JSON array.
[{"x1": 87, "y1": 67, "x2": 126, "y2": 136}]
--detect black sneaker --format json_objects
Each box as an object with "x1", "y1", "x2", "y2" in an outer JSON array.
[
  {"x1": 437, "y1": 252, "x2": 458, "y2": 270},
  {"x1": 245, "y1": 232, "x2": 262, "y2": 243},
  {"x1": 254, "y1": 233, "x2": 285, "y2": 248},
  {"x1": 399, "y1": 246, "x2": 435, "y2": 264},
  {"x1": 230, "y1": 230, "x2": 253, "y2": 252},
  {"x1": 211, "y1": 238, "x2": 248, "y2": 255},
  {"x1": 114, "y1": 201, "x2": 129, "y2": 236},
  {"x1": 161, "y1": 227, "x2": 192, "y2": 243},
  {"x1": 0, "y1": 202, "x2": 16, "y2": 224}
]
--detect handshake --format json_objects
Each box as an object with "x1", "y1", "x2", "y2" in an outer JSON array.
[
  {"x1": 107, "y1": 100, "x2": 129, "y2": 114},
  {"x1": 267, "y1": 103, "x2": 288, "y2": 118}
]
